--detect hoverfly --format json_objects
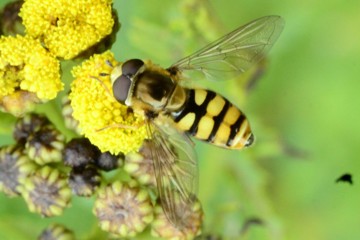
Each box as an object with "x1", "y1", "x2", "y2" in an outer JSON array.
[{"x1": 104, "y1": 15, "x2": 284, "y2": 228}]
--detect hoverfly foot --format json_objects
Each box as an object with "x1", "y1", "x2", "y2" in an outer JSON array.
[{"x1": 95, "y1": 122, "x2": 145, "y2": 132}]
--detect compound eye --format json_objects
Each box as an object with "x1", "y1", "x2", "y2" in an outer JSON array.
[
  {"x1": 122, "y1": 59, "x2": 144, "y2": 77},
  {"x1": 112, "y1": 75, "x2": 131, "y2": 105}
]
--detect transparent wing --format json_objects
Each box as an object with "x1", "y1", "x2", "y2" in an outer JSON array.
[
  {"x1": 146, "y1": 119, "x2": 198, "y2": 228},
  {"x1": 168, "y1": 15, "x2": 285, "y2": 81}
]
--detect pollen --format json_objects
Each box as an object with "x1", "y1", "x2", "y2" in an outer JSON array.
[
  {"x1": 70, "y1": 51, "x2": 147, "y2": 155},
  {"x1": 19, "y1": 0, "x2": 114, "y2": 59}
]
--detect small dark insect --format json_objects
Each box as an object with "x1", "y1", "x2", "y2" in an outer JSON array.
[
  {"x1": 239, "y1": 218, "x2": 264, "y2": 236},
  {"x1": 336, "y1": 173, "x2": 353, "y2": 185}
]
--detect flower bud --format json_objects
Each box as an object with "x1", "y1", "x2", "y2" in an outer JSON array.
[
  {"x1": 95, "y1": 151, "x2": 124, "y2": 171},
  {"x1": 19, "y1": 166, "x2": 71, "y2": 217},
  {"x1": 26, "y1": 125, "x2": 65, "y2": 165},
  {"x1": 38, "y1": 223, "x2": 75, "y2": 240},
  {"x1": 124, "y1": 140, "x2": 156, "y2": 186},
  {"x1": 0, "y1": 144, "x2": 37, "y2": 196},
  {"x1": 61, "y1": 92, "x2": 81, "y2": 134},
  {"x1": 62, "y1": 138, "x2": 100, "y2": 168},
  {"x1": 68, "y1": 166, "x2": 101, "y2": 197},
  {"x1": 151, "y1": 198, "x2": 203, "y2": 240},
  {"x1": 93, "y1": 181, "x2": 153, "y2": 237},
  {"x1": 13, "y1": 113, "x2": 50, "y2": 144}
]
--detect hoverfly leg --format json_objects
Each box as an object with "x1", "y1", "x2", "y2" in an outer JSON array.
[
  {"x1": 89, "y1": 75, "x2": 113, "y2": 99},
  {"x1": 95, "y1": 121, "x2": 145, "y2": 132}
]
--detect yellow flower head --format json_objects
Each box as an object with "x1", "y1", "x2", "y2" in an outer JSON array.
[
  {"x1": 70, "y1": 51, "x2": 147, "y2": 155},
  {"x1": 19, "y1": 0, "x2": 114, "y2": 59},
  {"x1": 0, "y1": 35, "x2": 62, "y2": 116}
]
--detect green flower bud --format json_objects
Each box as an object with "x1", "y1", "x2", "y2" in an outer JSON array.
[
  {"x1": 0, "y1": 91, "x2": 41, "y2": 118},
  {"x1": 93, "y1": 180, "x2": 153, "y2": 237},
  {"x1": 124, "y1": 140, "x2": 156, "y2": 186},
  {"x1": 61, "y1": 92, "x2": 81, "y2": 134},
  {"x1": 38, "y1": 223, "x2": 76, "y2": 240},
  {"x1": 19, "y1": 166, "x2": 71, "y2": 217},
  {"x1": 151, "y1": 198, "x2": 203, "y2": 240},
  {"x1": 0, "y1": 144, "x2": 37, "y2": 196}
]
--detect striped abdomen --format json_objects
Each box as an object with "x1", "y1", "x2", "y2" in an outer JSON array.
[{"x1": 171, "y1": 89, "x2": 254, "y2": 149}]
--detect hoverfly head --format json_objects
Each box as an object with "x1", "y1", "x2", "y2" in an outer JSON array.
[{"x1": 111, "y1": 59, "x2": 145, "y2": 106}]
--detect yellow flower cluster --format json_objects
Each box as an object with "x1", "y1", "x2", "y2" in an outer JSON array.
[
  {"x1": 19, "y1": 0, "x2": 114, "y2": 59},
  {"x1": 70, "y1": 51, "x2": 147, "y2": 154},
  {"x1": 0, "y1": 35, "x2": 62, "y2": 115}
]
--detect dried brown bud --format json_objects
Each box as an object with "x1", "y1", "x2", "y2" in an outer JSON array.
[
  {"x1": 95, "y1": 151, "x2": 124, "y2": 171},
  {"x1": 26, "y1": 125, "x2": 65, "y2": 165},
  {"x1": 62, "y1": 138, "x2": 100, "y2": 168},
  {"x1": 68, "y1": 166, "x2": 101, "y2": 197},
  {"x1": 13, "y1": 113, "x2": 50, "y2": 143}
]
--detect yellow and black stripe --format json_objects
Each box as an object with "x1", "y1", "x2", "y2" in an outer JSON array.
[{"x1": 171, "y1": 89, "x2": 254, "y2": 149}]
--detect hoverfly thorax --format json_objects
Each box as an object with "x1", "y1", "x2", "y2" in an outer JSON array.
[{"x1": 134, "y1": 69, "x2": 176, "y2": 111}]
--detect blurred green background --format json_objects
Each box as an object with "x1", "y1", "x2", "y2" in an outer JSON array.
[{"x1": 1, "y1": 0, "x2": 360, "y2": 239}]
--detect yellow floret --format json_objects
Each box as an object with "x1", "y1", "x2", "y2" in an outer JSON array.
[
  {"x1": 70, "y1": 51, "x2": 147, "y2": 154},
  {"x1": 19, "y1": 0, "x2": 114, "y2": 59},
  {"x1": 0, "y1": 35, "x2": 62, "y2": 116}
]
